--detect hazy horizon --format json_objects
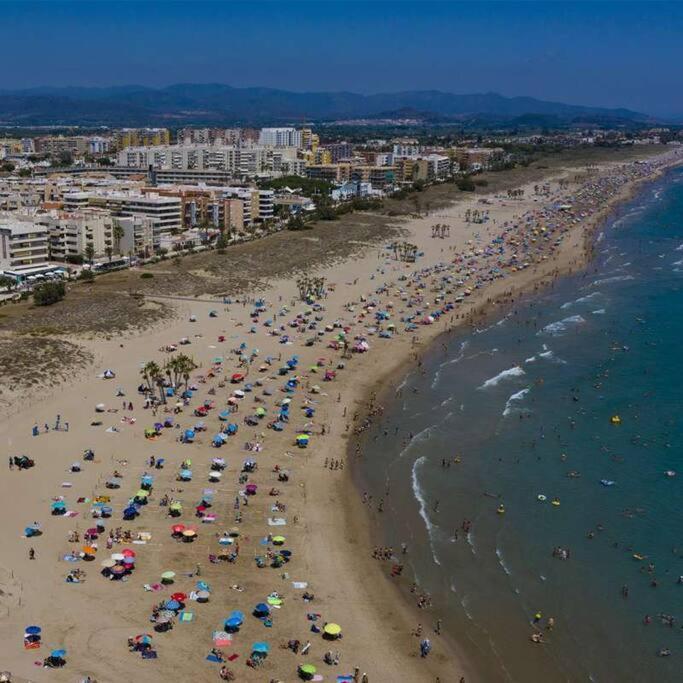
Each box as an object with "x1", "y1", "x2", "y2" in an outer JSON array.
[{"x1": 3, "y1": 1, "x2": 683, "y2": 117}]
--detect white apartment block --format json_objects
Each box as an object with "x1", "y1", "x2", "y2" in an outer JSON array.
[
  {"x1": 116, "y1": 145, "x2": 298, "y2": 178},
  {"x1": 392, "y1": 143, "x2": 421, "y2": 159},
  {"x1": 63, "y1": 191, "x2": 182, "y2": 237},
  {"x1": 258, "y1": 128, "x2": 302, "y2": 148},
  {"x1": 0, "y1": 218, "x2": 50, "y2": 271}
]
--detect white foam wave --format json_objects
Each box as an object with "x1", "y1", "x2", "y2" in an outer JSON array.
[
  {"x1": 502, "y1": 387, "x2": 530, "y2": 417},
  {"x1": 496, "y1": 547, "x2": 512, "y2": 575},
  {"x1": 560, "y1": 291, "x2": 601, "y2": 310},
  {"x1": 411, "y1": 456, "x2": 441, "y2": 566},
  {"x1": 431, "y1": 341, "x2": 469, "y2": 388},
  {"x1": 586, "y1": 274, "x2": 634, "y2": 288},
  {"x1": 592, "y1": 308, "x2": 606, "y2": 315},
  {"x1": 676, "y1": 243, "x2": 683, "y2": 252},
  {"x1": 538, "y1": 315, "x2": 586, "y2": 337},
  {"x1": 477, "y1": 366, "x2": 525, "y2": 390},
  {"x1": 524, "y1": 355, "x2": 536, "y2": 363}
]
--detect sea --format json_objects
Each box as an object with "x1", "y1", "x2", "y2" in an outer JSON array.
[{"x1": 355, "y1": 166, "x2": 683, "y2": 682}]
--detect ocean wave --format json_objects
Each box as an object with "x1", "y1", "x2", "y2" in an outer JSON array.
[
  {"x1": 466, "y1": 531, "x2": 477, "y2": 555},
  {"x1": 538, "y1": 315, "x2": 586, "y2": 337},
  {"x1": 395, "y1": 376, "x2": 408, "y2": 394},
  {"x1": 592, "y1": 308, "x2": 606, "y2": 315},
  {"x1": 411, "y1": 456, "x2": 441, "y2": 566},
  {"x1": 431, "y1": 341, "x2": 469, "y2": 388},
  {"x1": 677, "y1": 243, "x2": 683, "y2": 252},
  {"x1": 560, "y1": 291, "x2": 601, "y2": 310},
  {"x1": 673, "y1": 258, "x2": 683, "y2": 267},
  {"x1": 525, "y1": 355, "x2": 536, "y2": 363},
  {"x1": 477, "y1": 366, "x2": 525, "y2": 390},
  {"x1": 586, "y1": 274, "x2": 635, "y2": 288},
  {"x1": 496, "y1": 547, "x2": 512, "y2": 575},
  {"x1": 503, "y1": 387, "x2": 530, "y2": 417}
]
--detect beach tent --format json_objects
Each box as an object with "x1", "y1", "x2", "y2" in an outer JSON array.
[{"x1": 253, "y1": 603, "x2": 270, "y2": 618}]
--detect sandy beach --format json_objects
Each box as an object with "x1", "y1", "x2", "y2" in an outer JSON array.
[{"x1": 1, "y1": 147, "x2": 680, "y2": 683}]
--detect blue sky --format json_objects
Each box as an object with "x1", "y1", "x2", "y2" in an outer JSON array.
[{"x1": 3, "y1": 1, "x2": 683, "y2": 116}]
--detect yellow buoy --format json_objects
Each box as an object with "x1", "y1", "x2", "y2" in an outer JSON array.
[{"x1": 610, "y1": 415, "x2": 621, "y2": 425}]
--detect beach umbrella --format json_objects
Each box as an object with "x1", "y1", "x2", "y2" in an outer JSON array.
[
  {"x1": 111, "y1": 552, "x2": 125, "y2": 561},
  {"x1": 196, "y1": 589, "x2": 210, "y2": 602},
  {"x1": 271, "y1": 536, "x2": 286, "y2": 546},
  {"x1": 171, "y1": 592, "x2": 187, "y2": 602},
  {"x1": 171, "y1": 524, "x2": 186, "y2": 534},
  {"x1": 182, "y1": 529, "x2": 197, "y2": 539},
  {"x1": 252, "y1": 642, "x2": 269, "y2": 654},
  {"x1": 110, "y1": 565, "x2": 126, "y2": 576},
  {"x1": 324, "y1": 623, "x2": 342, "y2": 637},
  {"x1": 134, "y1": 634, "x2": 153, "y2": 645},
  {"x1": 253, "y1": 603, "x2": 270, "y2": 617},
  {"x1": 25, "y1": 626, "x2": 41, "y2": 635},
  {"x1": 50, "y1": 649, "x2": 66, "y2": 658},
  {"x1": 164, "y1": 599, "x2": 181, "y2": 611},
  {"x1": 121, "y1": 548, "x2": 136, "y2": 558},
  {"x1": 161, "y1": 571, "x2": 176, "y2": 583},
  {"x1": 225, "y1": 617, "x2": 241, "y2": 632},
  {"x1": 135, "y1": 489, "x2": 149, "y2": 499},
  {"x1": 123, "y1": 556, "x2": 135, "y2": 566},
  {"x1": 266, "y1": 596, "x2": 283, "y2": 606},
  {"x1": 299, "y1": 663, "x2": 317, "y2": 679}
]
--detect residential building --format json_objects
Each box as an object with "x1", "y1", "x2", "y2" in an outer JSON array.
[
  {"x1": 113, "y1": 128, "x2": 171, "y2": 151},
  {"x1": 258, "y1": 128, "x2": 302, "y2": 148},
  {"x1": 305, "y1": 163, "x2": 352, "y2": 184},
  {"x1": 323, "y1": 142, "x2": 354, "y2": 163},
  {"x1": 34, "y1": 136, "x2": 89, "y2": 156},
  {"x1": 0, "y1": 218, "x2": 50, "y2": 271},
  {"x1": 117, "y1": 144, "x2": 299, "y2": 179},
  {"x1": 63, "y1": 191, "x2": 182, "y2": 237},
  {"x1": 392, "y1": 143, "x2": 421, "y2": 159}
]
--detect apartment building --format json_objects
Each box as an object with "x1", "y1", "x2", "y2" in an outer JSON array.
[
  {"x1": 452, "y1": 147, "x2": 505, "y2": 171},
  {"x1": 414, "y1": 154, "x2": 452, "y2": 181},
  {"x1": 117, "y1": 144, "x2": 299, "y2": 180},
  {"x1": 323, "y1": 142, "x2": 355, "y2": 163},
  {"x1": 113, "y1": 128, "x2": 171, "y2": 151},
  {"x1": 177, "y1": 128, "x2": 258, "y2": 145},
  {"x1": 305, "y1": 163, "x2": 352, "y2": 184},
  {"x1": 141, "y1": 185, "x2": 274, "y2": 233},
  {"x1": 63, "y1": 191, "x2": 182, "y2": 237},
  {"x1": 0, "y1": 218, "x2": 50, "y2": 271},
  {"x1": 34, "y1": 136, "x2": 89, "y2": 156},
  {"x1": 258, "y1": 128, "x2": 302, "y2": 148}
]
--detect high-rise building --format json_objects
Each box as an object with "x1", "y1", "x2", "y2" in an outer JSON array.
[{"x1": 258, "y1": 128, "x2": 303, "y2": 148}]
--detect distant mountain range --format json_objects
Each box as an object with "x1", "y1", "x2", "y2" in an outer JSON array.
[{"x1": 0, "y1": 84, "x2": 653, "y2": 127}]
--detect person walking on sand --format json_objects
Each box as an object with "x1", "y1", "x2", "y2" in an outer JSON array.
[{"x1": 29, "y1": 547, "x2": 35, "y2": 560}]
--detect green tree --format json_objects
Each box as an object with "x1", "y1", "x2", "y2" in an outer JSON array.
[
  {"x1": 33, "y1": 281, "x2": 65, "y2": 306},
  {"x1": 105, "y1": 246, "x2": 113, "y2": 262},
  {"x1": 84, "y1": 243, "x2": 95, "y2": 265},
  {"x1": 0, "y1": 275, "x2": 16, "y2": 291}
]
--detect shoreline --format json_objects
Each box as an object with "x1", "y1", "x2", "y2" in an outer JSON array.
[
  {"x1": 0, "y1": 150, "x2": 679, "y2": 683},
  {"x1": 337, "y1": 154, "x2": 682, "y2": 681}
]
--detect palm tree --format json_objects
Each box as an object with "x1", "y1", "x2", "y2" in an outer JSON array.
[
  {"x1": 112, "y1": 221, "x2": 125, "y2": 255},
  {"x1": 141, "y1": 361, "x2": 165, "y2": 402},
  {"x1": 105, "y1": 246, "x2": 113, "y2": 262}
]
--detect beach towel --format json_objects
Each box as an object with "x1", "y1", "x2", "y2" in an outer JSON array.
[
  {"x1": 141, "y1": 650, "x2": 158, "y2": 659},
  {"x1": 227, "y1": 654, "x2": 239, "y2": 661},
  {"x1": 337, "y1": 676, "x2": 354, "y2": 682},
  {"x1": 267, "y1": 517, "x2": 286, "y2": 526},
  {"x1": 292, "y1": 581, "x2": 308, "y2": 589},
  {"x1": 179, "y1": 611, "x2": 194, "y2": 622},
  {"x1": 206, "y1": 654, "x2": 222, "y2": 662}
]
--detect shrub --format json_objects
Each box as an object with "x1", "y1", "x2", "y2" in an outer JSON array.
[
  {"x1": 78, "y1": 269, "x2": 95, "y2": 281},
  {"x1": 140, "y1": 272, "x2": 154, "y2": 279},
  {"x1": 33, "y1": 281, "x2": 66, "y2": 306},
  {"x1": 456, "y1": 177, "x2": 476, "y2": 192}
]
